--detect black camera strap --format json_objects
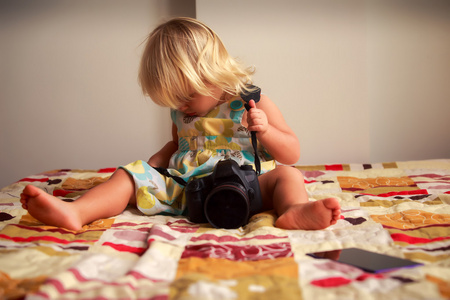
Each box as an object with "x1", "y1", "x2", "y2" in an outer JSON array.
[
  {"x1": 154, "y1": 167, "x2": 187, "y2": 186},
  {"x1": 154, "y1": 85, "x2": 263, "y2": 185},
  {"x1": 241, "y1": 85, "x2": 262, "y2": 176}
]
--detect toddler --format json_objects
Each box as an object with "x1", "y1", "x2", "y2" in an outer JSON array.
[{"x1": 21, "y1": 17, "x2": 341, "y2": 231}]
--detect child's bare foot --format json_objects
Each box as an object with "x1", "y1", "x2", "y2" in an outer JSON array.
[
  {"x1": 275, "y1": 198, "x2": 341, "y2": 230},
  {"x1": 20, "y1": 185, "x2": 83, "y2": 231}
]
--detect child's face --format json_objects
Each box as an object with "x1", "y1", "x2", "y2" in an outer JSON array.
[{"x1": 178, "y1": 85, "x2": 224, "y2": 117}]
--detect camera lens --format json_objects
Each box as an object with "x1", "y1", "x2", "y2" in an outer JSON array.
[{"x1": 204, "y1": 183, "x2": 250, "y2": 229}]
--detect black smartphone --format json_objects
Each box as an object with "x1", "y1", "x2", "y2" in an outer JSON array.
[{"x1": 307, "y1": 248, "x2": 423, "y2": 273}]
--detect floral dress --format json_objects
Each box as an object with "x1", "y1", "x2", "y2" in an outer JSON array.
[{"x1": 120, "y1": 97, "x2": 276, "y2": 216}]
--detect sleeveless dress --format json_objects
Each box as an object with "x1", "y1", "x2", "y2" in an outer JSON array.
[{"x1": 119, "y1": 96, "x2": 276, "y2": 216}]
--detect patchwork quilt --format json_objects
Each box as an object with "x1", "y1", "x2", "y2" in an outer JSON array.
[{"x1": 1, "y1": 159, "x2": 449, "y2": 299}]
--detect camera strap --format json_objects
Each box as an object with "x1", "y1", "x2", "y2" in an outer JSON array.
[
  {"x1": 241, "y1": 85, "x2": 262, "y2": 175},
  {"x1": 153, "y1": 167, "x2": 187, "y2": 186}
]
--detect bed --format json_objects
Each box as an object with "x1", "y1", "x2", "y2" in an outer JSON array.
[{"x1": 1, "y1": 159, "x2": 449, "y2": 299}]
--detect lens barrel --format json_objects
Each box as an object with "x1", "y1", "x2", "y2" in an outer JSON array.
[{"x1": 204, "y1": 183, "x2": 250, "y2": 229}]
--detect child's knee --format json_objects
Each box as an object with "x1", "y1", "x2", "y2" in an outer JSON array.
[{"x1": 274, "y1": 165, "x2": 304, "y2": 181}]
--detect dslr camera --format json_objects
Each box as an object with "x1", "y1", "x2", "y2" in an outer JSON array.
[{"x1": 185, "y1": 159, "x2": 262, "y2": 229}]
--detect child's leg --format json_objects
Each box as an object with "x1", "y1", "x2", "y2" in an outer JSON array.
[
  {"x1": 258, "y1": 166, "x2": 341, "y2": 230},
  {"x1": 20, "y1": 169, "x2": 136, "y2": 231}
]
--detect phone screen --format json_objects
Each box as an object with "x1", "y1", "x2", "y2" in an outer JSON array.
[{"x1": 307, "y1": 248, "x2": 423, "y2": 273}]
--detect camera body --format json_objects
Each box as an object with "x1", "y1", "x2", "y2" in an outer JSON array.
[{"x1": 185, "y1": 159, "x2": 262, "y2": 229}]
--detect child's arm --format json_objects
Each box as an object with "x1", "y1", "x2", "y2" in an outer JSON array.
[
  {"x1": 148, "y1": 123, "x2": 178, "y2": 168},
  {"x1": 246, "y1": 95, "x2": 300, "y2": 165}
]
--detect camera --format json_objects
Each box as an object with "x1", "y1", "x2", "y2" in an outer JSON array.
[{"x1": 185, "y1": 159, "x2": 262, "y2": 229}]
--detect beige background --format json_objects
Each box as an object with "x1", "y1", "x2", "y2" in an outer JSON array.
[{"x1": 1, "y1": 0, "x2": 449, "y2": 188}]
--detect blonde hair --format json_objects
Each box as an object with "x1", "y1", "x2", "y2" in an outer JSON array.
[{"x1": 139, "y1": 17, "x2": 255, "y2": 108}]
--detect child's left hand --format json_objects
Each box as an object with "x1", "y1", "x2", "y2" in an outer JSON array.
[{"x1": 246, "y1": 100, "x2": 269, "y2": 134}]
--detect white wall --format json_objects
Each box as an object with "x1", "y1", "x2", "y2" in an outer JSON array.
[
  {"x1": 0, "y1": 0, "x2": 195, "y2": 188},
  {"x1": 197, "y1": 0, "x2": 450, "y2": 164},
  {"x1": 367, "y1": 0, "x2": 450, "y2": 162},
  {"x1": 1, "y1": 0, "x2": 449, "y2": 188}
]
